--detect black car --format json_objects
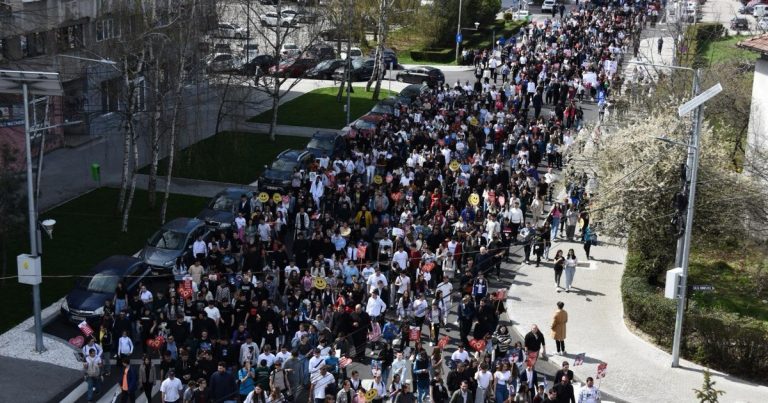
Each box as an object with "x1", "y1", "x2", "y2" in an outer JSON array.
[
  {"x1": 140, "y1": 218, "x2": 213, "y2": 272},
  {"x1": 730, "y1": 17, "x2": 749, "y2": 30},
  {"x1": 396, "y1": 66, "x2": 445, "y2": 87},
  {"x1": 369, "y1": 97, "x2": 399, "y2": 117},
  {"x1": 196, "y1": 187, "x2": 253, "y2": 229},
  {"x1": 259, "y1": 149, "x2": 314, "y2": 192},
  {"x1": 60, "y1": 256, "x2": 150, "y2": 323},
  {"x1": 306, "y1": 59, "x2": 345, "y2": 79},
  {"x1": 305, "y1": 44, "x2": 336, "y2": 61},
  {"x1": 307, "y1": 131, "x2": 346, "y2": 158},
  {"x1": 398, "y1": 83, "x2": 430, "y2": 104},
  {"x1": 320, "y1": 28, "x2": 350, "y2": 42},
  {"x1": 241, "y1": 54, "x2": 276, "y2": 76},
  {"x1": 369, "y1": 48, "x2": 399, "y2": 68},
  {"x1": 332, "y1": 58, "x2": 375, "y2": 82}
]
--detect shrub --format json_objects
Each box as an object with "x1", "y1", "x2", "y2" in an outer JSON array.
[
  {"x1": 409, "y1": 48, "x2": 455, "y2": 63},
  {"x1": 504, "y1": 12, "x2": 513, "y2": 21},
  {"x1": 621, "y1": 275, "x2": 677, "y2": 346}
]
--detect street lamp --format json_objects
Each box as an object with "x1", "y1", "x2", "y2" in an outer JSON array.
[
  {"x1": 0, "y1": 70, "x2": 63, "y2": 353},
  {"x1": 629, "y1": 61, "x2": 723, "y2": 367}
]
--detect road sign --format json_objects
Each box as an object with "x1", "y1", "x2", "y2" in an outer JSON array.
[
  {"x1": 456, "y1": 33, "x2": 463, "y2": 44},
  {"x1": 691, "y1": 284, "x2": 715, "y2": 292},
  {"x1": 678, "y1": 83, "x2": 722, "y2": 117}
]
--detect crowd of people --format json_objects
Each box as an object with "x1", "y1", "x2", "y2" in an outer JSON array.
[{"x1": 75, "y1": 1, "x2": 656, "y2": 402}]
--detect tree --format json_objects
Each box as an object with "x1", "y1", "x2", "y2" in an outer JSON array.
[
  {"x1": 693, "y1": 370, "x2": 725, "y2": 403},
  {"x1": 0, "y1": 145, "x2": 25, "y2": 286}
]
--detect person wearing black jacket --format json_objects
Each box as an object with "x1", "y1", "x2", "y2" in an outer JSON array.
[
  {"x1": 524, "y1": 325, "x2": 547, "y2": 357},
  {"x1": 552, "y1": 375, "x2": 575, "y2": 403},
  {"x1": 208, "y1": 361, "x2": 238, "y2": 402},
  {"x1": 446, "y1": 363, "x2": 470, "y2": 394},
  {"x1": 431, "y1": 375, "x2": 450, "y2": 403},
  {"x1": 554, "y1": 361, "x2": 574, "y2": 385}
]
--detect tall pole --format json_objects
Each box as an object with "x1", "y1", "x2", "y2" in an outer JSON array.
[
  {"x1": 455, "y1": 0, "x2": 463, "y2": 64},
  {"x1": 345, "y1": 0, "x2": 352, "y2": 125},
  {"x1": 246, "y1": 0, "x2": 251, "y2": 57},
  {"x1": 671, "y1": 68, "x2": 702, "y2": 367},
  {"x1": 674, "y1": 70, "x2": 698, "y2": 268},
  {"x1": 23, "y1": 83, "x2": 45, "y2": 353}
]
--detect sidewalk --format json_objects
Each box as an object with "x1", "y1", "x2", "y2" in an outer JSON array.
[
  {"x1": 621, "y1": 35, "x2": 675, "y2": 84},
  {"x1": 507, "y1": 240, "x2": 768, "y2": 402}
]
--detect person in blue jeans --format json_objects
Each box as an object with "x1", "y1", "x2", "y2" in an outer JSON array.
[{"x1": 412, "y1": 351, "x2": 431, "y2": 403}]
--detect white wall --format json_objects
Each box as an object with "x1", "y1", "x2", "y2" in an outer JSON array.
[{"x1": 746, "y1": 56, "x2": 768, "y2": 174}]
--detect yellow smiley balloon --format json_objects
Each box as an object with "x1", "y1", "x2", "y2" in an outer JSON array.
[
  {"x1": 365, "y1": 389, "x2": 378, "y2": 401},
  {"x1": 313, "y1": 277, "x2": 327, "y2": 290},
  {"x1": 272, "y1": 193, "x2": 282, "y2": 203},
  {"x1": 258, "y1": 192, "x2": 269, "y2": 203},
  {"x1": 469, "y1": 193, "x2": 480, "y2": 206},
  {"x1": 373, "y1": 175, "x2": 383, "y2": 184}
]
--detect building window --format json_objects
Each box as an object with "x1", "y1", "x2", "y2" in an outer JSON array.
[
  {"x1": 57, "y1": 24, "x2": 84, "y2": 51},
  {"x1": 96, "y1": 18, "x2": 120, "y2": 41},
  {"x1": 20, "y1": 32, "x2": 47, "y2": 57},
  {"x1": 100, "y1": 77, "x2": 121, "y2": 113}
]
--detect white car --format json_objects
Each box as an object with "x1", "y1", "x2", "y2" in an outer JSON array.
[
  {"x1": 242, "y1": 43, "x2": 260, "y2": 61},
  {"x1": 280, "y1": 43, "x2": 301, "y2": 56},
  {"x1": 759, "y1": 16, "x2": 768, "y2": 31},
  {"x1": 206, "y1": 53, "x2": 242, "y2": 73},
  {"x1": 340, "y1": 47, "x2": 363, "y2": 60},
  {"x1": 542, "y1": 0, "x2": 557, "y2": 12},
  {"x1": 514, "y1": 9, "x2": 530, "y2": 20},
  {"x1": 260, "y1": 12, "x2": 294, "y2": 27},
  {"x1": 214, "y1": 23, "x2": 246, "y2": 39}
]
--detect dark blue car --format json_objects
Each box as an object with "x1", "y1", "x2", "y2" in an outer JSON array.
[
  {"x1": 196, "y1": 187, "x2": 253, "y2": 229},
  {"x1": 60, "y1": 255, "x2": 149, "y2": 324}
]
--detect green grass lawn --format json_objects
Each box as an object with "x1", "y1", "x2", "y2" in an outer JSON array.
[
  {"x1": 140, "y1": 132, "x2": 309, "y2": 184},
  {"x1": 0, "y1": 188, "x2": 208, "y2": 332},
  {"x1": 701, "y1": 35, "x2": 759, "y2": 65},
  {"x1": 689, "y1": 257, "x2": 768, "y2": 322},
  {"x1": 249, "y1": 87, "x2": 397, "y2": 129}
]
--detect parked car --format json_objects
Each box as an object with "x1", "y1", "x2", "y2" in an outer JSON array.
[
  {"x1": 207, "y1": 53, "x2": 242, "y2": 73},
  {"x1": 307, "y1": 131, "x2": 346, "y2": 158},
  {"x1": 214, "y1": 23, "x2": 246, "y2": 39},
  {"x1": 281, "y1": 9, "x2": 318, "y2": 24},
  {"x1": 739, "y1": 5, "x2": 754, "y2": 15},
  {"x1": 241, "y1": 54, "x2": 276, "y2": 76},
  {"x1": 332, "y1": 58, "x2": 375, "y2": 81},
  {"x1": 140, "y1": 218, "x2": 212, "y2": 271},
  {"x1": 320, "y1": 28, "x2": 351, "y2": 42},
  {"x1": 260, "y1": 12, "x2": 293, "y2": 27},
  {"x1": 342, "y1": 113, "x2": 385, "y2": 139},
  {"x1": 759, "y1": 16, "x2": 768, "y2": 31},
  {"x1": 213, "y1": 43, "x2": 233, "y2": 54},
  {"x1": 304, "y1": 44, "x2": 336, "y2": 61},
  {"x1": 368, "y1": 97, "x2": 399, "y2": 117},
  {"x1": 306, "y1": 58, "x2": 345, "y2": 79},
  {"x1": 368, "y1": 48, "x2": 398, "y2": 67},
  {"x1": 541, "y1": 0, "x2": 557, "y2": 12},
  {"x1": 731, "y1": 16, "x2": 750, "y2": 30},
  {"x1": 399, "y1": 83, "x2": 429, "y2": 99},
  {"x1": 514, "y1": 9, "x2": 530, "y2": 20},
  {"x1": 259, "y1": 149, "x2": 315, "y2": 192},
  {"x1": 396, "y1": 66, "x2": 445, "y2": 87},
  {"x1": 341, "y1": 46, "x2": 363, "y2": 60},
  {"x1": 281, "y1": 42, "x2": 301, "y2": 56},
  {"x1": 197, "y1": 187, "x2": 252, "y2": 229},
  {"x1": 269, "y1": 57, "x2": 317, "y2": 77},
  {"x1": 60, "y1": 256, "x2": 150, "y2": 323}
]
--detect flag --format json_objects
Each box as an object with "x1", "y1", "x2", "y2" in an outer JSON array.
[{"x1": 78, "y1": 321, "x2": 94, "y2": 337}]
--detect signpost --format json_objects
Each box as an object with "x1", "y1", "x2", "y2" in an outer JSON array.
[
  {"x1": 691, "y1": 284, "x2": 715, "y2": 292},
  {"x1": 677, "y1": 83, "x2": 722, "y2": 117}
]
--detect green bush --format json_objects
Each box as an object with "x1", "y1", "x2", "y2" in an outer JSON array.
[
  {"x1": 680, "y1": 22, "x2": 725, "y2": 68},
  {"x1": 504, "y1": 12, "x2": 513, "y2": 22},
  {"x1": 622, "y1": 239, "x2": 768, "y2": 381},
  {"x1": 409, "y1": 48, "x2": 455, "y2": 63}
]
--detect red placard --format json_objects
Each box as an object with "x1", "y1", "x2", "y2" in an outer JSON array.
[
  {"x1": 437, "y1": 336, "x2": 450, "y2": 349},
  {"x1": 409, "y1": 326, "x2": 421, "y2": 341},
  {"x1": 469, "y1": 338, "x2": 486, "y2": 352}
]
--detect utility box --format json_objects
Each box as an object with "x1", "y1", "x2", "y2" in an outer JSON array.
[
  {"x1": 17, "y1": 254, "x2": 42, "y2": 285},
  {"x1": 665, "y1": 267, "x2": 684, "y2": 299}
]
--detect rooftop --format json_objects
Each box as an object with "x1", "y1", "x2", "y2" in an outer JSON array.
[{"x1": 738, "y1": 33, "x2": 768, "y2": 55}]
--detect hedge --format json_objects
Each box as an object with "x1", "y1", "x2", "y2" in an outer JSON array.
[
  {"x1": 678, "y1": 22, "x2": 724, "y2": 68},
  {"x1": 409, "y1": 48, "x2": 455, "y2": 63},
  {"x1": 622, "y1": 249, "x2": 768, "y2": 382}
]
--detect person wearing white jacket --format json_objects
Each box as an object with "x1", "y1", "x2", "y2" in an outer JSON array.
[
  {"x1": 117, "y1": 330, "x2": 133, "y2": 358},
  {"x1": 366, "y1": 290, "x2": 387, "y2": 321}
]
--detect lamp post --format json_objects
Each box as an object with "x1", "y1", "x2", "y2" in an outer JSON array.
[
  {"x1": 455, "y1": 0, "x2": 463, "y2": 64},
  {"x1": 0, "y1": 70, "x2": 63, "y2": 353}
]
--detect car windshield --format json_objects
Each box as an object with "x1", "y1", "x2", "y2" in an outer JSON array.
[
  {"x1": 352, "y1": 59, "x2": 365, "y2": 68},
  {"x1": 308, "y1": 138, "x2": 334, "y2": 150},
  {"x1": 284, "y1": 44, "x2": 298, "y2": 50},
  {"x1": 315, "y1": 60, "x2": 333, "y2": 69},
  {"x1": 371, "y1": 104, "x2": 393, "y2": 114},
  {"x1": 148, "y1": 229, "x2": 187, "y2": 250},
  {"x1": 209, "y1": 195, "x2": 235, "y2": 211},
  {"x1": 355, "y1": 119, "x2": 377, "y2": 129},
  {"x1": 79, "y1": 273, "x2": 120, "y2": 293},
  {"x1": 271, "y1": 158, "x2": 298, "y2": 172}
]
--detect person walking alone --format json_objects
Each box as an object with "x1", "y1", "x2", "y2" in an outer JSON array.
[
  {"x1": 657, "y1": 37, "x2": 664, "y2": 55},
  {"x1": 564, "y1": 249, "x2": 577, "y2": 292},
  {"x1": 550, "y1": 302, "x2": 568, "y2": 355}
]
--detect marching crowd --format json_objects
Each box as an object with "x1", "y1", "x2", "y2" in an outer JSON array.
[{"x1": 76, "y1": 1, "x2": 656, "y2": 402}]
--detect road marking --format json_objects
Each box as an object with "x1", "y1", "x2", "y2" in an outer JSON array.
[{"x1": 59, "y1": 381, "x2": 87, "y2": 403}]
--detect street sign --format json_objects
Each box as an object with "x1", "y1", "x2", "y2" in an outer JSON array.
[
  {"x1": 691, "y1": 284, "x2": 715, "y2": 292},
  {"x1": 677, "y1": 83, "x2": 722, "y2": 117},
  {"x1": 456, "y1": 33, "x2": 463, "y2": 44}
]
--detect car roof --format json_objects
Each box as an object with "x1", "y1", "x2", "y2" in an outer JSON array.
[
  {"x1": 162, "y1": 217, "x2": 204, "y2": 232},
  {"x1": 218, "y1": 187, "x2": 252, "y2": 199},
  {"x1": 90, "y1": 255, "x2": 144, "y2": 275},
  {"x1": 312, "y1": 131, "x2": 341, "y2": 139},
  {"x1": 360, "y1": 113, "x2": 385, "y2": 121},
  {"x1": 278, "y1": 149, "x2": 309, "y2": 160}
]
